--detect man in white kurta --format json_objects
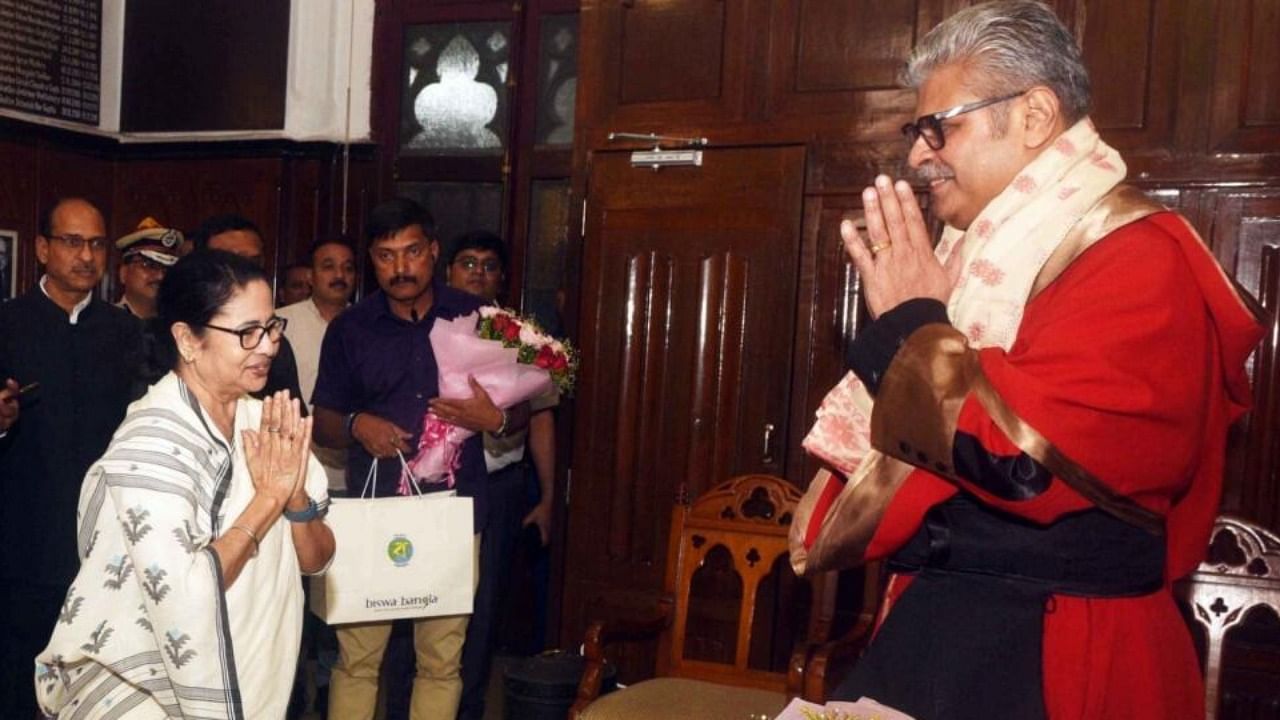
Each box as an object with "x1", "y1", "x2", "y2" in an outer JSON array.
[{"x1": 278, "y1": 238, "x2": 357, "y2": 494}]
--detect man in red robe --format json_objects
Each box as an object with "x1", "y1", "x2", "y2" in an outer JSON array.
[{"x1": 803, "y1": 2, "x2": 1265, "y2": 718}]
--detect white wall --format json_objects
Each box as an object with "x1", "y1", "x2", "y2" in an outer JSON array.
[{"x1": 0, "y1": 0, "x2": 374, "y2": 143}]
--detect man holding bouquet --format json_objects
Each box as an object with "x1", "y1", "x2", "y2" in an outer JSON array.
[
  {"x1": 312, "y1": 198, "x2": 523, "y2": 720},
  {"x1": 444, "y1": 230, "x2": 560, "y2": 720}
]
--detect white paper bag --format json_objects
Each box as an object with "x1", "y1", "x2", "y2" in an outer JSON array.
[{"x1": 311, "y1": 458, "x2": 475, "y2": 624}]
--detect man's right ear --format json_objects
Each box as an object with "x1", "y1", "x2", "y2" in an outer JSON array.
[{"x1": 34, "y1": 235, "x2": 50, "y2": 265}]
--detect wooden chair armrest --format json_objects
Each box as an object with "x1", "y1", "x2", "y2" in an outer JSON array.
[
  {"x1": 801, "y1": 615, "x2": 876, "y2": 702},
  {"x1": 570, "y1": 602, "x2": 675, "y2": 719},
  {"x1": 787, "y1": 642, "x2": 816, "y2": 698}
]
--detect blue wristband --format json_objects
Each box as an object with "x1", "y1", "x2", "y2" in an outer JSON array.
[{"x1": 284, "y1": 496, "x2": 321, "y2": 523}]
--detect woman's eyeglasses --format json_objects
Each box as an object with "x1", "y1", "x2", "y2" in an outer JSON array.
[
  {"x1": 203, "y1": 317, "x2": 289, "y2": 350},
  {"x1": 454, "y1": 256, "x2": 502, "y2": 274},
  {"x1": 901, "y1": 91, "x2": 1027, "y2": 151}
]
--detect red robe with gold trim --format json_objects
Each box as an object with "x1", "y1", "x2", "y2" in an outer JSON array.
[{"x1": 864, "y1": 213, "x2": 1262, "y2": 720}]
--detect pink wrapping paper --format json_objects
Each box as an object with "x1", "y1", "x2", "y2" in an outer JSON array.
[{"x1": 402, "y1": 313, "x2": 553, "y2": 489}]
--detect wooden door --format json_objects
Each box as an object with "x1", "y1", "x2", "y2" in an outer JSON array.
[
  {"x1": 577, "y1": 0, "x2": 758, "y2": 134},
  {"x1": 561, "y1": 146, "x2": 805, "y2": 677}
]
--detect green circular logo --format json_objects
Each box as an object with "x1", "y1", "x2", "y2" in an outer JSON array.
[{"x1": 387, "y1": 535, "x2": 414, "y2": 567}]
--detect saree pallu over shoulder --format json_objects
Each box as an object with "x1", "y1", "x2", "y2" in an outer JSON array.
[{"x1": 35, "y1": 374, "x2": 246, "y2": 720}]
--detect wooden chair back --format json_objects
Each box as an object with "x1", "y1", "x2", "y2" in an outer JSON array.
[
  {"x1": 1176, "y1": 515, "x2": 1280, "y2": 720},
  {"x1": 654, "y1": 474, "x2": 827, "y2": 693}
]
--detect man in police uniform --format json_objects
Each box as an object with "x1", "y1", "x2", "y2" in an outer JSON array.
[{"x1": 115, "y1": 217, "x2": 181, "y2": 319}]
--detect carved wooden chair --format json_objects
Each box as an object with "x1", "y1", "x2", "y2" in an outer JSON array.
[
  {"x1": 1176, "y1": 515, "x2": 1280, "y2": 720},
  {"x1": 570, "y1": 474, "x2": 869, "y2": 720}
]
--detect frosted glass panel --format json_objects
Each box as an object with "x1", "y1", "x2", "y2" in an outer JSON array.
[
  {"x1": 400, "y1": 22, "x2": 511, "y2": 155},
  {"x1": 534, "y1": 14, "x2": 578, "y2": 148},
  {"x1": 522, "y1": 181, "x2": 571, "y2": 334},
  {"x1": 395, "y1": 182, "x2": 503, "y2": 258}
]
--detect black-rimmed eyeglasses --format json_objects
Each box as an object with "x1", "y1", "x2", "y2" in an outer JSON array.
[
  {"x1": 901, "y1": 91, "x2": 1027, "y2": 151},
  {"x1": 203, "y1": 317, "x2": 288, "y2": 350}
]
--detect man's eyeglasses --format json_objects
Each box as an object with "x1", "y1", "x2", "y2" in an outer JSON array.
[
  {"x1": 901, "y1": 90, "x2": 1027, "y2": 151},
  {"x1": 454, "y1": 256, "x2": 502, "y2": 274},
  {"x1": 203, "y1": 317, "x2": 288, "y2": 350},
  {"x1": 47, "y1": 234, "x2": 110, "y2": 252}
]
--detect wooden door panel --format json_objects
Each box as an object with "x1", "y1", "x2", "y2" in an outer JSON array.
[
  {"x1": 791, "y1": 0, "x2": 915, "y2": 92},
  {"x1": 1208, "y1": 0, "x2": 1280, "y2": 154},
  {"x1": 1081, "y1": 0, "x2": 1182, "y2": 154},
  {"x1": 764, "y1": 0, "x2": 938, "y2": 136},
  {"x1": 580, "y1": 0, "x2": 752, "y2": 129},
  {"x1": 564, "y1": 146, "x2": 805, "y2": 655},
  {"x1": 618, "y1": 1, "x2": 725, "y2": 105}
]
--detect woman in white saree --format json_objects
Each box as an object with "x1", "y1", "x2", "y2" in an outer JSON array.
[{"x1": 35, "y1": 249, "x2": 336, "y2": 719}]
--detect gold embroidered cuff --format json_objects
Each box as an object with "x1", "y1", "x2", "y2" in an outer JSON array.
[{"x1": 870, "y1": 323, "x2": 976, "y2": 480}]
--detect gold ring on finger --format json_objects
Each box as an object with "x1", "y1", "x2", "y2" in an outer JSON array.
[{"x1": 870, "y1": 241, "x2": 892, "y2": 254}]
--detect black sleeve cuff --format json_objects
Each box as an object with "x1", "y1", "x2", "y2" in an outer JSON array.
[{"x1": 847, "y1": 298, "x2": 950, "y2": 395}]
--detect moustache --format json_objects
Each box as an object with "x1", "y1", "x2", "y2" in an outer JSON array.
[
  {"x1": 909, "y1": 162, "x2": 955, "y2": 184},
  {"x1": 390, "y1": 275, "x2": 418, "y2": 286},
  {"x1": 329, "y1": 280, "x2": 349, "y2": 290}
]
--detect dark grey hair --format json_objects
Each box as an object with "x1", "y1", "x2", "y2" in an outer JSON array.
[{"x1": 904, "y1": 0, "x2": 1091, "y2": 127}]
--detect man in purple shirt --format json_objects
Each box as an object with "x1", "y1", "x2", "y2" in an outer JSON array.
[{"x1": 313, "y1": 198, "x2": 520, "y2": 720}]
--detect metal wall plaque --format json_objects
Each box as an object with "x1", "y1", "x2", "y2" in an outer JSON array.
[
  {"x1": 0, "y1": 0, "x2": 101, "y2": 125},
  {"x1": 630, "y1": 149, "x2": 703, "y2": 169}
]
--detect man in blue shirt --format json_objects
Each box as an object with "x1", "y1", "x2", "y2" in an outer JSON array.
[{"x1": 312, "y1": 198, "x2": 518, "y2": 720}]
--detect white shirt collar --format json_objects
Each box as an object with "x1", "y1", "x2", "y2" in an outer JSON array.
[{"x1": 39, "y1": 275, "x2": 94, "y2": 324}]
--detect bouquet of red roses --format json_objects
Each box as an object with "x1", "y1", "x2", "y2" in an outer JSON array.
[{"x1": 402, "y1": 306, "x2": 577, "y2": 490}]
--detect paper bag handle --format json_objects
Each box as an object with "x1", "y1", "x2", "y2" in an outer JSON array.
[
  {"x1": 360, "y1": 452, "x2": 428, "y2": 499},
  {"x1": 360, "y1": 457, "x2": 379, "y2": 499},
  {"x1": 397, "y1": 450, "x2": 425, "y2": 497}
]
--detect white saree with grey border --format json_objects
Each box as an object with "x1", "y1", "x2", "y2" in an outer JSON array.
[{"x1": 35, "y1": 372, "x2": 329, "y2": 719}]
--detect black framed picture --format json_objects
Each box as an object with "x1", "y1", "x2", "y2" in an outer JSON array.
[{"x1": 0, "y1": 229, "x2": 16, "y2": 302}]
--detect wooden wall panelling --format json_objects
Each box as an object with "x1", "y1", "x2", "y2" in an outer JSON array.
[
  {"x1": 786, "y1": 193, "x2": 863, "y2": 487},
  {"x1": 191, "y1": 158, "x2": 285, "y2": 263},
  {"x1": 577, "y1": 0, "x2": 758, "y2": 140},
  {"x1": 0, "y1": 116, "x2": 376, "y2": 303},
  {"x1": 36, "y1": 143, "x2": 116, "y2": 220},
  {"x1": 279, "y1": 153, "x2": 325, "y2": 272},
  {"x1": 0, "y1": 121, "x2": 118, "y2": 298},
  {"x1": 1202, "y1": 189, "x2": 1280, "y2": 530},
  {"x1": 562, "y1": 145, "x2": 805, "y2": 678},
  {"x1": 763, "y1": 0, "x2": 925, "y2": 140},
  {"x1": 111, "y1": 158, "x2": 201, "y2": 237},
  {"x1": 1138, "y1": 186, "x2": 1212, "y2": 238},
  {"x1": 293, "y1": 145, "x2": 379, "y2": 297},
  {"x1": 113, "y1": 155, "x2": 284, "y2": 273},
  {"x1": 804, "y1": 141, "x2": 910, "y2": 196},
  {"x1": 1207, "y1": 0, "x2": 1280, "y2": 156},
  {"x1": 1080, "y1": 0, "x2": 1183, "y2": 157},
  {"x1": 0, "y1": 132, "x2": 39, "y2": 297}
]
